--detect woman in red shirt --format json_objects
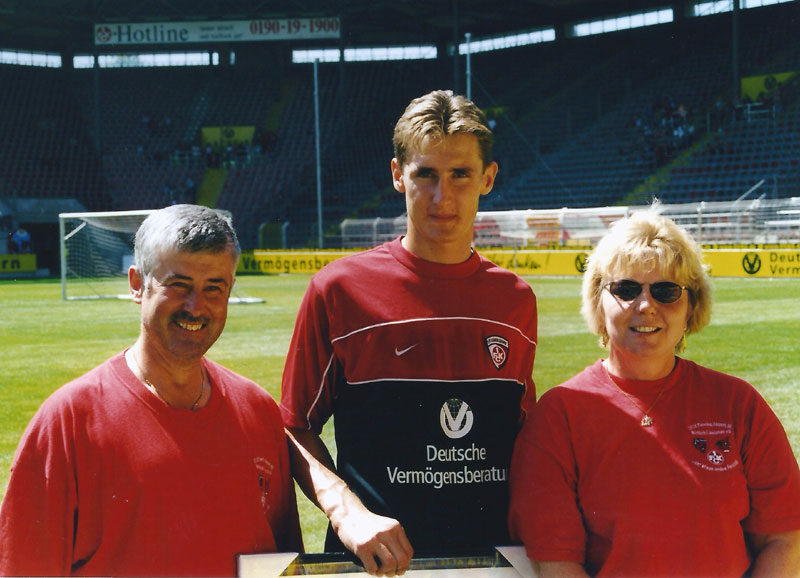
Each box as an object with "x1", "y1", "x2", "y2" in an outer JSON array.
[{"x1": 509, "y1": 207, "x2": 800, "y2": 577}]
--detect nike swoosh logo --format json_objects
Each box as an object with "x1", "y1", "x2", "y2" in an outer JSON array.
[{"x1": 394, "y1": 344, "x2": 418, "y2": 356}]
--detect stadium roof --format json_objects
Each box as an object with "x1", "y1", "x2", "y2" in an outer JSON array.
[{"x1": 1, "y1": 0, "x2": 674, "y2": 52}]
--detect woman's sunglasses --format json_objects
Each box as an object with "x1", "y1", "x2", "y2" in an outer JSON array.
[{"x1": 604, "y1": 280, "x2": 689, "y2": 304}]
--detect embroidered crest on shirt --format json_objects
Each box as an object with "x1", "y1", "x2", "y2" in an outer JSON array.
[
  {"x1": 688, "y1": 423, "x2": 738, "y2": 472},
  {"x1": 254, "y1": 457, "x2": 275, "y2": 512},
  {"x1": 485, "y1": 335, "x2": 509, "y2": 370},
  {"x1": 692, "y1": 437, "x2": 707, "y2": 453}
]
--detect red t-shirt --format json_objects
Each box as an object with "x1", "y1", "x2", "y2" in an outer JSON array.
[
  {"x1": 509, "y1": 358, "x2": 800, "y2": 577},
  {"x1": 0, "y1": 352, "x2": 302, "y2": 577}
]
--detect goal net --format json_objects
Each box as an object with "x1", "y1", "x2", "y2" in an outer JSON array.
[{"x1": 59, "y1": 209, "x2": 262, "y2": 302}]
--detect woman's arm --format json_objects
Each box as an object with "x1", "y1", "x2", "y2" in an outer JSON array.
[{"x1": 748, "y1": 530, "x2": 800, "y2": 577}]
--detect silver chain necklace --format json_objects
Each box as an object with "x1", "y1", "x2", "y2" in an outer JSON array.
[{"x1": 132, "y1": 352, "x2": 206, "y2": 411}]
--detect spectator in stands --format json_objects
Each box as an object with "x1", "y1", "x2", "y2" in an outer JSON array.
[
  {"x1": 8, "y1": 226, "x2": 31, "y2": 253},
  {"x1": 713, "y1": 96, "x2": 729, "y2": 130},
  {"x1": 509, "y1": 207, "x2": 800, "y2": 577},
  {"x1": 676, "y1": 102, "x2": 688, "y2": 124},
  {"x1": 205, "y1": 144, "x2": 220, "y2": 168},
  {"x1": 632, "y1": 96, "x2": 696, "y2": 166},
  {"x1": 0, "y1": 204, "x2": 303, "y2": 577},
  {"x1": 184, "y1": 176, "x2": 197, "y2": 202},
  {"x1": 164, "y1": 181, "x2": 178, "y2": 204},
  {"x1": 281, "y1": 90, "x2": 537, "y2": 576}
]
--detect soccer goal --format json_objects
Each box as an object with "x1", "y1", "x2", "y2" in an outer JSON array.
[{"x1": 59, "y1": 209, "x2": 263, "y2": 303}]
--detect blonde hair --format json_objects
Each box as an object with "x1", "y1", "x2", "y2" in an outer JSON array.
[
  {"x1": 392, "y1": 90, "x2": 493, "y2": 168},
  {"x1": 581, "y1": 207, "x2": 711, "y2": 350}
]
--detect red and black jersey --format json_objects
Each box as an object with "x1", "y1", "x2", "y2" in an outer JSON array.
[{"x1": 281, "y1": 237, "x2": 537, "y2": 552}]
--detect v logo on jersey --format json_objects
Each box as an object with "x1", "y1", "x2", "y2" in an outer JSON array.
[
  {"x1": 444, "y1": 402, "x2": 468, "y2": 431},
  {"x1": 440, "y1": 398, "x2": 474, "y2": 439}
]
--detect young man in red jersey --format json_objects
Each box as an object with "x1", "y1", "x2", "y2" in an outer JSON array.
[{"x1": 281, "y1": 90, "x2": 538, "y2": 576}]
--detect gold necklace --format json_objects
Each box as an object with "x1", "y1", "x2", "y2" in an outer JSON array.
[
  {"x1": 132, "y1": 352, "x2": 206, "y2": 411},
  {"x1": 603, "y1": 364, "x2": 668, "y2": 427}
]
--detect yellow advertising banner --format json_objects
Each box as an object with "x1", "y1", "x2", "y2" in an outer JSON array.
[
  {"x1": 238, "y1": 251, "x2": 353, "y2": 274},
  {"x1": 703, "y1": 249, "x2": 800, "y2": 278},
  {"x1": 740, "y1": 71, "x2": 797, "y2": 101},
  {"x1": 481, "y1": 249, "x2": 589, "y2": 276},
  {"x1": 201, "y1": 126, "x2": 255, "y2": 148},
  {"x1": 0, "y1": 253, "x2": 37, "y2": 273},
  {"x1": 239, "y1": 249, "x2": 800, "y2": 278},
  {"x1": 237, "y1": 249, "x2": 590, "y2": 276}
]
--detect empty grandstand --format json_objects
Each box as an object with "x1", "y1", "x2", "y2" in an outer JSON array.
[{"x1": 1, "y1": 0, "x2": 799, "y2": 265}]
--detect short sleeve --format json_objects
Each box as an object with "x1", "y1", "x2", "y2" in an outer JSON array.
[
  {"x1": 739, "y1": 390, "x2": 800, "y2": 534},
  {"x1": 509, "y1": 392, "x2": 587, "y2": 563}
]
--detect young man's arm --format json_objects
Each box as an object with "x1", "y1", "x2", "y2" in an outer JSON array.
[{"x1": 285, "y1": 427, "x2": 413, "y2": 577}]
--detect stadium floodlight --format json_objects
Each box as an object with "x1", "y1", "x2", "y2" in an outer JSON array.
[{"x1": 59, "y1": 209, "x2": 262, "y2": 302}]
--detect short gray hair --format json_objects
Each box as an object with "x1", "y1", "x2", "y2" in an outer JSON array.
[{"x1": 134, "y1": 204, "x2": 240, "y2": 282}]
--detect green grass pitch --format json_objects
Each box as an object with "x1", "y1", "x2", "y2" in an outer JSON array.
[{"x1": 1, "y1": 275, "x2": 799, "y2": 553}]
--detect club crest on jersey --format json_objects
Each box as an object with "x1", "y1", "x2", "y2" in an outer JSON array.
[{"x1": 485, "y1": 335, "x2": 509, "y2": 369}]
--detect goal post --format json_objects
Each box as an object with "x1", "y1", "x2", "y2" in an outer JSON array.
[
  {"x1": 60, "y1": 210, "x2": 151, "y2": 301},
  {"x1": 59, "y1": 209, "x2": 263, "y2": 303}
]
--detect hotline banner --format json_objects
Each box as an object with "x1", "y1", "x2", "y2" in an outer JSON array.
[{"x1": 94, "y1": 18, "x2": 340, "y2": 45}]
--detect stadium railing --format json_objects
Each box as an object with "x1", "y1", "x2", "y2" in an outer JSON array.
[{"x1": 339, "y1": 198, "x2": 800, "y2": 249}]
